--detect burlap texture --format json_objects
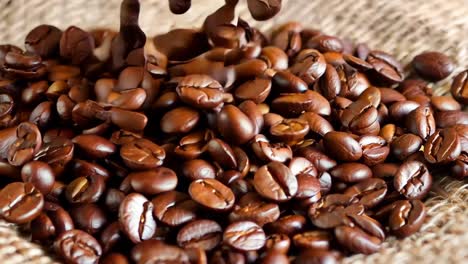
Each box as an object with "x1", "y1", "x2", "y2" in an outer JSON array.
[{"x1": 0, "y1": 0, "x2": 467, "y2": 263}]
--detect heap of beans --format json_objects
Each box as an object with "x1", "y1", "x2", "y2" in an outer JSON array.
[{"x1": 0, "y1": 0, "x2": 466, "y2": 263}]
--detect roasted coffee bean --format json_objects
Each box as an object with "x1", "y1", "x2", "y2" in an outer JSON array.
[
  {"x1": 271, "y1": 22, "x2": 302, "y2": 57},
  {"x1": 389, "y1": 199, "x2": 426, "y2": 238},
  {"x1": 72, "y1": 134, "x2": 115, "y2": 159},
  {"x1": 229, "y1": 193, "x2": 280, "y2": 226},
  {"x1": 119, "y1": 193, "x2": 156, "y2": 243},
  {"x1": 358, "y1": 135, "x2": 389, "y2": 166},
  {"x1": 394, "y1": 161, "x2": 432, "y2": 200},
  {"x1": 308, "y1": 194, "x2": 364, "y2": 229},
  {"x1": 271, "y1": 70, "x2": 308, "y2": 93},
  {"x1": 0, "y1": 182, "x2": 44, "y2": 224},
  {"x1": 174, "y1": 129, "x2": 214, "y2": 160},
  {"x1": 217, "y1": 104, "x2": 256, "y2": 144},
  {"x1": 344, "y1": 178, "x2": 387, "y2": 209},
  {"x1": 253, "y1": 162, "x2": 297, "y2": 201},
  {"x1": 65, "y1": 173, "x2": 105, "y2": 204},
  {"x1": 0, "y1": 94, "x2": 13, "y2": 118},
  {"x1": 451, "y1": 152, "x2": 468, "y2": 179},
  {"x1": 8, "y1": 122, "x2": 42, "y2": 166},
  {"x1": 323, "y1": 131, "x2": 363, "y2": 161},
  {"x1": 315, "y1": 63, "x2": 341, "y2": 100},
  {"x1": 189, "y1": 178, "x2": 235, "y2": 211},
  {"x1": 366, "y1": 50, "x2": 404, "y2": 84},
  {"x1": 306, "y1": 35, "x2": 344, "y2": 53},
  {"x1": 431, "y1": 96, "x2": 461, "y2": 111},
  {"x1": 70, "y1": 203, "x2": 108, "y2": 234},
  {"x1": 296, "y1": 173, "x2": 321, "y2": 200},
  {"x1": 152, "y1": 191, "x2": 198, "y2": 227},
  {"x1": 60, "y1": 26, "x2": 95, "y2": 65},
  {"x1": 100, "y1": 253, "x2": 129, "y2": 264},
  {"x1": 261, "y1": 252, "x2": 289, "y2": 264},
  {"x1": 21, "y1": 161, "x2": 55, "y2": 195},
  {"x1": 206, "y1": 138, "x2": 237, "y2": 169},
  {"x1": 289, "y1": 49, "x2": 327, "y2": 84},
  {"x1": 235, "y1": 78, "x2": 271, "y2": 103},
  {"x1": 31, "y1": 203, "x2": 74, "y2": 241},
  {"x1": 34, "y1": 137, "x2": 74, "y2": 176},
  {"x1": 450, "y1": 70, "x2": 468, "y2": 105},
  {"x1": 25, "y1": 25, "x2": 62, "y2": 58},
  {"x1": 270, "y1": 118, "x2": 309, "y2": 144},
  {"x1": 296, "y1": 146, "x2": 337, "y2": 172},
  {"x1": 251, "y1": 134, "x2": 293, "y2": 163},
  {"x1": 177, "y1": 219, "x2": 222, "y2": 250},
  {"x1": 423, "y1": 128, "x2": 461, "y2": 164},
  {"x1": 123, "y1": 167, "x2": 177, "y2": 195},
  {"x1": 299, "y1": 112, "x2": 334, "y2": 138},
  {"x1": 182, "y1": 159, "x2": 216, "y2": 181},
  {"x1": 265, "y1": 233, "x2": 290, "y2": 253},
  {"x1": 120, "y1": 138, "x2": 165, "y2": 170},
  {"x1": 238, "y1": 100, "x2": 264, "y2": 135},
  {"x1": 247, "y1": 0, "x2": 282, "y2": 21},
  {"x1": 54, "y1": 230, "x2": 102, "y2": 264},
  {"x1": 434, "y1": 110, "x2": 468, "y2": 128},
  {"x1": 334, "y1": 214, "x2": 384, "y2": 254},
  {"x1": 295, "y1": 249, "x2": 340, "y2": 264},
  {"x1": 131, "y1": 240, "x2": 189, "y2": 264},
  {"x1": 412, "y1": 51, "x2": 454, "y2": 81},
  {"x1": 406, "y1": 106, "x2": 436, "y2": 140},
  {"x1": 293, "y1": 230, "x2": 331, "y2": 250},
  {"x1": 288, "y1": 157, "x2": 317, "y2": 177},
  {"x1": 223, "y1": 221, "x2": 266, "y2": 251},
  {"x1": 389, "y1": 100, "x2": 420, "y2": 122},
  {"x1": 104, "y1": 188, "x2": 125, "y2": 213},
  {"x1": 336, "y1": 64, "x2": 370, "y2": 99},
  {"x1": 340, "y1": 98, "x2": 380, "y2": 135},
  {"x1": 391, "y1": 133, "x2": 423, "y2": 160},
  {"x1": 161, "y1": 106, "x2": 200, "y2": 134},
  {"x1": 176, "y1": 74, "x2": 227, "y2": 110},
  {"x1": 329, "y1": 163, "x2": 372, "y2": 183},
  {"x1": 169, "y1": 0, "x2": 191, "y2": 14},
  {"x1": 260, "y1": 46, "x2": 288, "y2": 70},
  {"x1": 272, "y1": 90, "x2": 331, "y2": 117}
]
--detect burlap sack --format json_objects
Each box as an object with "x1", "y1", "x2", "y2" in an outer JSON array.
[{"x1": 0, "y1": 0, "x2": 467, "y2": 263}]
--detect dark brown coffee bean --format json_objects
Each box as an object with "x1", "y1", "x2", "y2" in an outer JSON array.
[
  {"x1": 451, "y1": 152, "x2": 468, "y2": 179},
  {"x1": 169, "y1": 0, "x2": 191, "y2": 14},
  {"x1": 54, "y1": 229, "x2": 102, "y2": 264},
  {"x1": 189, "y1": 178, "x2": 235, "y2": 211},
  {"x1": 65, "y1": 173, "x2": 105, "y2": 204},
  {"x1": 394, "y1": 161, "x2": 432, "y2": 200},
  {"x1": 217, "y1": 104, "x2": 256, "y2": 144},
  {"x1": 125, "y1": 167, "x2": 177, "y2": 195},
  {"x1": 288, "y1": 157, "x2": 317, "y2": 177},
  {"x1": 131, "y1": 240, "x2": 189, "y2": 264},
  {"x1": 296, "y1": 146, "x2": 337, "y2": 172},
  {"x1": 101, "y1": 253, "x2": 129, "y2": 264},
  {"x1": 389, "y1": 100, "x2": 420, "y2": 122},
  {"x1": 177, "y1": 219, "x2": 222, "y2": 250},
  {"x1": 272, "y1": 90, "x2": 331, "y2": 117},
  {"x1": 389, "y1": 199, "x2": 426, "y2": 238},
  {"x1": 253, "y1": 162, "x2": 297, "y2": 201},
  {"x1": 336, "y1": 64, "x2": 370, "y2": 99},
  {"x1": 367, "y1": 50, "x2": 404, "y2": 84},
  {"x1": 295, "y1": 173, "x2": 321, "y2": 201},
  {"x1": 229, "y1": 193, "x2": 280, "y2": 226},
  {"x1": 295, "y1": 249, "x2": 340, "y2": 264},
  {"x1": 323, "y1": 131, "x2": 362, "y2": 161},
  {"x1": 251, "y1": 134, "x2": 293, "y2": 163},
  {"x1": 266, "y1": 214, "x2": 307, "y2": 236},
  {"x1": 72, "y1": 159, "x2": 109, "y2": 181},
  {"x1": 174, "y1": 129, "x2": 214, "y2": 160},
  {"x1": 424, "y1": 128, "x2": 461, "y2": 164},
  {"x1": 344, "y1": 178, "x2": 387, "y2": 209},
  {"x1": 329, "y1": 163, "x2": 372, "y2": 183},
  {"x1": 298, "y1": 112, "x2": 333, "y2": 138},
  {"x1": 343, "y1": 53, "x2": 373, "y2": 71},
  {"x1": 120, "y1": 138, "x2": 165, "y2": 170},
  {"x1": 306, "y1": 35, "x2": 343, "y2": 53},
  {"x1": 391, "y1": 133, "x2": 423, "y2": 160},
  {"x1": 31, "y1": 203, "x2": 74, "y2": 242},
  {"x1": 358, "y1": 135, "x2": 389, "y2": 166},
  {"x1": 406, "y1": 106, "x2": 436, "y2": 140},
  {"x1": 224, "y1": 221, "x2": 266, "y2": 251},
  {"x1": 431, "y1": 96, "x2": 461, "y2": 111},
  {"x1": 308, "y1": 194, "x2": 364, "y2": 229},
  {"x1": 340, "y1": 98, "x2": 380, "y2": 135},
  {"x1": 104, "y1": 188, "x2": 125, "y2": 213},
  {"x1": 70, "y1": 203, "x2": 108, "y2": 234},
  {"x1": 247, "y1": 0, "x2": 282, "y2": 21},
  {"x1": 0, "y1": 182, "x2": 44, "y2": 224},
  {"x1": 265, "y1": 233, "x2": 290, "y2": 254},
  {"x1": 72, "y1": 134, "x2": 115, "y2": 159},
  {"x1": 152, "y1": 191, "x2": 198, "y2": 227},
  {"x1": 176, "y1": 74, "x2": 228, "y2": 110},
  {"x1": 293, "y1": 230, "x2": 331, "y2": 250},
  {"x1": 182, "y1": 159, "x2": 216, "y2": 181},
  {"x1": 8, "y1": 122, "x2": 42, "y2": 166},
  {"x1": 315, "y1": 63, "x2": 341, "y2": 100},
  {"x1": 25, "y1": 25, "x2": 62, "y2": 58},
  {"x1": 451, "y1": 70, "x2": 468, "y2": 105},
  {"x1": 60, "y1": 26, "x2": 94, "y2": 65},
  {"x1": 260, "y1": 46, "x2": 288, "y2": 70},
  {"x1": 21, "y1": 161, "x2": 55, "y2": 195},
  {"x1": 235, "y1": 78, "x2": 271, "y2": 104},
  {"x1": 334, "y1": 214, "x2": 383, "y2": 254},
  {"x1": 206, "y1": 138, "x2": 237, "y2": 169},
  {"x1": 160, "y1": 106, "x2": 200, "y2": 134},
  {"x1": 378, "y1": 87, "x2": 406, "y2": 105},
  {"x1": 271, "y1": 22, "x2": 302, "y2": 57},
  {"x1": 435, "y1": 110, "x2": 468, "y2": 128},
  {"x1": 270, "y1": 70, "x2": 308, "y2": 93},
  {"x1": 119, "y1": 193, "x2": 156, "y2": 243},
  {"x1": 412, "y1": 51, "x2": 454, "y2": 81},
  {"x1": 0, "y1": 94, "x2": 13, "y2": 118},
  {"x1": 289, "y1": 49, "x2": 327, "y2": 84},
  {"x1": 270, "y1": 118, "x2": 309, "y2": 145},
  {"x1": 261, "y1": 252, "x2": 288, "y2": 264}
]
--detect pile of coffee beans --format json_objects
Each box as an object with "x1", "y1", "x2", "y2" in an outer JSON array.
[{"x1": 0, "y1": 0, "x2": 467, "y2": 263}]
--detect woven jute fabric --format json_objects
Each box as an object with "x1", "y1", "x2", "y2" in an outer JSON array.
[{"x1": 0, "y1": 0, "x2": 467, "y2": 263}]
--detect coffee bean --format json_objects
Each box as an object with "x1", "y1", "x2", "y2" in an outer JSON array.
[
  {"x1": 60, "y1": 26, "x2": 94, "y2": 65},
  {"x1": 8, "y1": 122, "x2": 42, "y2": 166},
  {"x1": 206, "y1": 138, "x2": 237, "y2": 169},
  {"x1": 451, "y1": 70, "x2": 468, "y2": 105},
  {"x1": 119, "y1": 193, "x2": 156, "y2": 243},
  {"x1": 224, "y1": 221, "x2": 266, "y2": 251},
  {"x1": 394, "y1": 161, "x2": 432, "y2": 200},
  {"x1": 54, "y1": 230, "x2": 102, "y2": 264},
  {"x1": 235, "y1": 77, "x2": 272, "y2": 103},
  {"x1": 358, "y1": 135, "x2": 389, "y2": 166},
  {"x1": 266, "y1": 214, "x2": 307, "y2": 236},
  {"x1": 261, "y1": 252, "x2": 289, "y2": 264},
  {"x1": 315, "y1": 63, "x2": 341, "y2": 100},
  {"x1": 340, "y1": 98, "x2": 380, "y2": 135},
  {"x1": 289, "y1": 49, "x2": 327, "y2": 84},
  {"x1": 152, "y1": 191, "x2": 198, "y2": 227},
  {"x1": 229, "y1": 193, "x2": 280, "y2": 226},
  {"x1": 344, "y1": 178, "x2": 387, "y2": 209},
  {"x1": 70, "y1": 203, "x2": 108, "y2": 234},
  {"x1": 0, "y1": 182, "x2": 44, "y2": 224},
  {"x1": 434, "y1": 110, "x2": 468, "y2": 128},
  {"x1": 270, "y1": 118, "x2": 309, "y2": 144},
  {"x1": 431, "y1": 96, "x2": 461, "y2": 111},
  {"x1": 308, "y1": 194, "x2": 364, "y2": 228},
  {"x1": 217, "y1": 104, "x2": 256, "y2": 144},
  {"x1": 367, "y1": 50, "x2": 404, "y2": 84},
  {"x1": 251, "y1": 134, "x2": 293, "y2": 163},
  {"x1": 65, "y1": 173, "x2": 105, "y2": 204},
  {"x1": 424, "y1": 128, "x2": 461, "y2": 164},
  {"x1": 323, "y1": 131, "x2": 363, "y2": 161},
  {"x1": 21, "y1": 161, "x2": 55, "y2": 195},
  {"x1": 293, "y1": 230, "x2": 331, "y2": 250},
  {"x1": 272, "y1": 90, "x2": 331, "y2": 117},
  {"x1": 451, "y1": 152, "x2": 468, "y2": 179},
  {"x1": 389, "y1": 100, "x2": 420, "y2": 122},
  {"x1": 131, "y1": 240, "x2": 189, "y2": 264},
  {"x1": 265, "y1": 233, "x2": 290, "y2": 253},
  {"x1": 271, "y1": 22, "x2": 302, "y2": 57},
  {"x1": 25, "y1": 25, "x2": 62, "y2": 58},
  {"x1": 176, "y1": 74, "x2": 227, "y2": 110},
  {"x1": 296, "y1": 146, "x2": 337, "y2": 172},
  {"x1": 253, "y1": 162, "x2": 297, "y2": 201},
  {"x1": 334, "y1": 214, "x2": 384, "y2": 254},
  {"x1": 389, "y1": 199, "x2": 426, "y2": 237},
  {"x1": 125, "y1": 167, "x2": 177, "y2": 195},
  {"x1": 271, "y1": 70, "x2": 308, "y2": 93},
  {"x1": 406, "y1": 106, "x2": 436, "y2": 140},
  {"x1": 247, "y1": 0, "x2": 282, "y2": 21},
  {"x1": 260, "y1": 46, "x2": 289, "y2": 70},
  {"x1": 0, "y1": 94, "x2": 13, "y2": 118},
  {"x1": 72, "y1": 134, "x2": 115, "y2": 159},
  {"x1": 120, "y1": 138, "x2": 165, "y2": 170},
  {"x1": 189, "y1": 178, "x2": 235, "y2": 211},
  {"x1": 101, "y1": 253, "x2": 129, "y2": 264},
  {"x1": 182, "y1": 159, "x2": 216, "y2": 181},
  {"x1": 391, "y1": 133, "x2": 423, "y2": 160},
  {"x1": 169, "y1": 0, "x2": 191, "y2": 14},
  {"x1": 412, "y1": 51, "x2": 454, "y2": 81},
  {"x1": 31, "y1": 203, "x2": 74, "y2": 241},
  {"x1": 295, "y1": 249, "x2": 340, "y2": 264},
  {"x1": 177, "y1": 219, "x2": 222, "y2": 250},
  {"x1": 306, "y1": 35, "x2": 344, "y2": 53}
]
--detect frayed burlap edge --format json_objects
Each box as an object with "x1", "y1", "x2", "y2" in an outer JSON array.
[{"x1": 0, "y1": 0, "x2": 467, "y2": 263}]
